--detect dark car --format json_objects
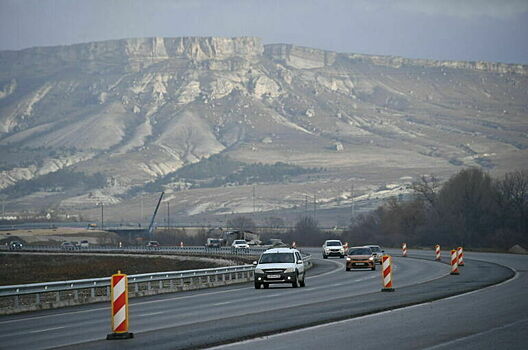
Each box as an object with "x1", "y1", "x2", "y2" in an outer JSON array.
[{"x1": 8, "y1": 241, "x2": 23, "y2": 250}]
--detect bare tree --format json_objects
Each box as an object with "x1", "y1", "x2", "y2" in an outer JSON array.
[{"x1": 227, "y1": 215, "x2": 256, "y2": 232}]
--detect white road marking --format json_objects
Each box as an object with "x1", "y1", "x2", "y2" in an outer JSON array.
[
  {"x1": 138, "y1": 311, "x2": 165, "y2": 317},
  {"x1": 213, "y1": 301, "x2": 232, "y2": 306},
  {"x1": 29, "y1": 326, "x2": 67, "y2": 334},
  {"x1": 423, "y1": 317, "x2": 528, "y2": 349}
]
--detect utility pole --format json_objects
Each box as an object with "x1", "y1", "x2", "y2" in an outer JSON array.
[
  {"x1": 167, "y1": 201, "x2": 170, "y2": 231},
  {"x1": 313, "y1": 194, "x2": 317, "y2": 221},
  {"x1": 100, "y1": 202, "x2": 104, "y2": 230},
  {"x1": 351, "y1": 184, "x2": 355, "y2": 220},
  {"x1": 140, "y1": 196, "x2": 144, "y2": 227},
  {"x1": 252, "y1": 185, "x2": 256, "y2": 216}
]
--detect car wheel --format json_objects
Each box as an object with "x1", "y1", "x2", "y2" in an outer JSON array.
[
  {"x1": 263, "y1": 283, "x2": 269, "y2": 289},
  {"x1": 340, "y1": 255, "x2": 344, "y2": 258},
  {"x1": 299, "y1": 274, "x2": 306, "y2": 287},
  {"x1": 371, "y1": 265, "x2": 376, "y2": 271},
  {"x1": 292, "y1": 273, "x2": 299, "y2": 288},
  {"x1": 254, "y1": 281, "x2": 261, "y2": 289},
  {"x1": 346, "y1": 267, "x2": 351, "y2": 271},
  {"x1": 323, "y1": 254, "x2": 328, "y2": 259}
]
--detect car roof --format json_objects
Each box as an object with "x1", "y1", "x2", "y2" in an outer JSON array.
[
  {"x1": 349, "y1": 246, "x2": 372, "y2": 250},
  {"x1": 365, "y1": 244, "x2": 381, "y2": 247},
  {"x1": 325, "y1": 240, "x2": 342, "y2": 242},
  {"x1": 263, "y1": 247, "x2": 299, "y2": 254}
]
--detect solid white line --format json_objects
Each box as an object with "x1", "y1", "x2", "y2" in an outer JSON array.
[
  {"x1": 29, "y1": 326, "x2": 67, "y2": 334},
  {"x1": 423, "y1": 317, "x2": 528, "y2": 349}
]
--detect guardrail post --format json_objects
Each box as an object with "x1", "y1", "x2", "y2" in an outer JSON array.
[
  {"x1": 14, "y1": 295, "x2": 19, "y2": 308},
  {"x1": 35, "y1": 293, "x2": 40, "y2": 305},
  {"x1": 91, "y1": 288, "x2": 95, "y2": 298}
]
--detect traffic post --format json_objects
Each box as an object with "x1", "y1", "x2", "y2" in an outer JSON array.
[
  {"x1": 402, "y1": 243, "x2": 407, "y2": 257},
  {"x1": 381, "y1": 255, "x2": 395, "y2": 292},
  {"x1": 291, "y1": 241, "x2": 297, "y2": 248},
  {"x1": 457, "y1": 247, "x2": 464, "y2": 266},
  {"x1": 435, "y1": 244, "x2": 441, "y2": 261},
  {"x1": 450, "y1": 249, "x2": 460, "y2": 275},
  {"x1": 180, "y1": 241, "x2": 184, "y2": 247},
  {"x1": 343, "y1": 242, "x2": 349, "y2": 251},
  {"x1": 107, "y1": 271, "x2": 134, "y2": 340}
]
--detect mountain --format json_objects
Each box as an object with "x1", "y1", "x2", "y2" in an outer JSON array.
[{"x1": 0, "y1": 37, "x2": 527, "y2": 225}]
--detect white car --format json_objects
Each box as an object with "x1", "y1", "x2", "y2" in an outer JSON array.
[
  {"x1": 254, "y1": 248, "x2": 306, "y2": 289},
  {"x1": 232, "y1": 240, "x2": 250, "y2": 249},
  {"x1": 322, "y1": 239, "x2": 345, "y2": 259}
]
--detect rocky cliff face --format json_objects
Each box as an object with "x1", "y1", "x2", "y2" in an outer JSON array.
[{"x1": 0, "y1": 37, "x2": 527, "y2": 216}]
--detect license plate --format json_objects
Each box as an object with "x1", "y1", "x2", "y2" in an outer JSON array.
[
  {"x1": 355, "y1": 263, "x2": 366, "y2": 266},
  {"x1": 267, "y1": 274, "x2": 281, "y2": 279}
]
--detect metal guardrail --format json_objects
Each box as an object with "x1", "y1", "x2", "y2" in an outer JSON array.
[
  {"x1": 0, "y1": 247, "x2": 311, "y2": 314},
  {"x1": 0, "y1": 245, "x2": 268, "y2": 256},
  {"x1": 0, "y1": 265, "x2": 256, "y2": 298}
]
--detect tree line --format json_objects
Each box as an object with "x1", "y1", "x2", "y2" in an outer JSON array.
[{"x1": 343, "y1": 168, "x2": 528, "y2": 250}]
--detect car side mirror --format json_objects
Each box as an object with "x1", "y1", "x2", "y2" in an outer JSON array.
[
  {"x1": 252, "y1": 261, "x2": 258, "y2": 265},
  {"x1": 382, "y1": 250, "x2": 385, "y2": 253},
  {"x1": 297, "y1": 260, "x2": 303, "y2": 264}
]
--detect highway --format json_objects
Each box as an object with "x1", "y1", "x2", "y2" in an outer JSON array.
[{"x1": 0, "y1": 248, "x2": 523, "y2": 349}]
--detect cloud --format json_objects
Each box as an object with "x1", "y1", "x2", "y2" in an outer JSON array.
[{"x1": 394, "y1": 0, "x2": 528, "y2": 19}]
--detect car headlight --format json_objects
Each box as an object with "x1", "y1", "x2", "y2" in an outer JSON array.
[
  {"x1": 369, "y1": 257, "x2": 374, "y2": 261},
  {"x1": 284, "y1": 268, "x2": 295, "y2": 273},
  {"x1": 255, "y1": 268, "x2": 264, "y2": 274},
  {"x1": 346, "y1": 257, "x2": 351, "y2": 261}
]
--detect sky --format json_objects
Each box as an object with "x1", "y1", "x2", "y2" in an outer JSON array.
[{"x1": 0, "y1": 0, "x2": 527, "y2": 64}]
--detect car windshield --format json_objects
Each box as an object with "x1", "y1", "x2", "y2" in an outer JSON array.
[
  {"x1": 369, "y1": 246, "x2": 381, "y2": 252},
  {"x1": 259, "y1": 253, "x2": 295, "y2": 264},
  {"x1": 326, "y1": 241, "x2": 342, "y2": 246},
  {"x1": 349, "y1": 248, "x2": 372, "y2": 255},
  {"x1": 234, "y1": 240, "x2": 246, "y2": 244}
]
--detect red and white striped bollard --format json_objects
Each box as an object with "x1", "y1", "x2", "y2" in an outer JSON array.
[
  {"x1": 107, "y1": 271, "x2": 133, "y2": 339},
  {"x1": 381, "y1": 255, "x2": 395, "y2": 292},
  {"x1": 435, "y1": 244, "x2": 441, "y2": 261},
  {"x1": 450, "y1": 249, "x2": 460, "y2": 275},
  {"x1": 457, "y1": 247, "x2": 464, "y2": 266},
  {"x1": 402, "y1": 243, "x2": 407, "y2": 257}
]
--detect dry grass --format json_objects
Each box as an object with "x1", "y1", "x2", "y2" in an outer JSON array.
[{"x1": 0, "y1": 253, "x2": 223, "y2": 285}]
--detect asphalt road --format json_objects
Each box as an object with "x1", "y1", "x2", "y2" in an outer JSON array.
[
  {"x1": 214, "y1": 250, "x2": 528, "y2": 350},
  {"x1": 0, "y1": 248, "x2": 520, "y2": 349}
]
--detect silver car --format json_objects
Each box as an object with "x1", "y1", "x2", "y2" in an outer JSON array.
[{"x1": 366, "y1": 245, "x2": 384, "y2": 264}]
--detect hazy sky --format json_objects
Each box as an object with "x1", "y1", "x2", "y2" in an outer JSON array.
[{"x1": 1, "y1": 0, "x2": 527, "y2": 64}]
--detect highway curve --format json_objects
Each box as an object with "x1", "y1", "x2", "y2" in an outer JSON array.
[{"x1": 0, "y1": 248, "x2": 520, "y2": 349}]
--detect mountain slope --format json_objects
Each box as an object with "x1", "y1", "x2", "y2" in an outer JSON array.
[{"x1": 0, "y1": 37, "x2": 527, "y2": 221}]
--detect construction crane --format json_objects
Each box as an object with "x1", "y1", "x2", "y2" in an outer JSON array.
[{"x1": 147, "y1": 192, "x2": 164, "y2": 241}]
